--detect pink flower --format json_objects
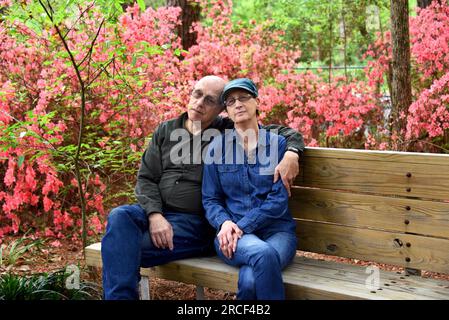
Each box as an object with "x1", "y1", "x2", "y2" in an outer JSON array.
[{"x1": 50, "y1": 240, "x2": 62, "y2": 248}]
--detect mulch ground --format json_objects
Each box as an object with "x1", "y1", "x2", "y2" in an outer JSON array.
[{"x1": 1, "y1": 235, "x2": 449, "y2": 300}]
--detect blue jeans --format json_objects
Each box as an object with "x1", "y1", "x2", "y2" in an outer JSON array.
[
  {"x1": 101, "y1": 204, "x2": 214, "y2": 300},
  {"x1": 215, "y1": 231, "x2": 297, "y2": 300}
]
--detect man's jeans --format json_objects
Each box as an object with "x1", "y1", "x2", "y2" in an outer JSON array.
[
  {"x1": 101, "y1": 204, "x2": 214, "y2": 300},
  {"x1": 215, "y1": 231, "x2": 297, "y2": 300}
]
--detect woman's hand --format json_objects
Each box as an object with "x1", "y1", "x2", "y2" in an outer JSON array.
[{"x1": 217, "y1": 220, "x2": 243, "y2": 259}]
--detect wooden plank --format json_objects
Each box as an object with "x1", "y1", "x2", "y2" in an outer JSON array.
[
  {"x1": 303, "y1": 147, "x2": 449, "y2": 166},
  {"x1": 150, "y1": 256, "x2": 239, "y2": 293},
  {"x1": 85, "y1": 242, "x2": 102, "y2": 267},
  {"x1": 289, "y1": 188, "x2": 449, "y2": 239},
  {"x1": 296, "y1": 220, "x2": 449, "y2": 274},
  {"x1": 85, "y1": 243, "x2": 449, "y2": 300},
  {"x1": 284, "y1": 256, "x2": 449, "y2": 300},
  {"x1": 296, "y1": 156, "x2": 449, "y2": 200}
]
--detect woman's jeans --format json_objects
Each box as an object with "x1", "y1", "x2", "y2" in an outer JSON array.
[
  {"x1": 215, "y1": 231, "x2": 297, "y2": 300},
  {"x1": 101, "y1": 204, "x2": 214, "y2": 300}
]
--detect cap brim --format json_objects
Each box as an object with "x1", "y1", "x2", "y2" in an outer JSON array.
[{"x1": 221, "y1": 85, "x2": 256, "y2": 103}]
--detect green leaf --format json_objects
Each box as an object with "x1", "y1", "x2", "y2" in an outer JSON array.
[
  {"x1": 137, "y1": 0, "x2": 146, "y2": 12},
  {"x1": 18, "y1": 155, "x2": 25, "y2": 168}
]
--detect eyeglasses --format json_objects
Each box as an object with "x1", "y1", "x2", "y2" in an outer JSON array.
[
  {"x1": 191, "y1": 90, "x2": 219, "y2": 108},
  {"x1": 224, "y1": 94, "x2": 253, "y2": 107}
]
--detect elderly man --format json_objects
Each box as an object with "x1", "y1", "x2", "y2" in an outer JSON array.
[{"x1": 101, "y1": 75, "x2": 304, "y2": 300}]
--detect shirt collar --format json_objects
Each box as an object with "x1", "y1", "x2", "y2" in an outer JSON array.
[
  {"x1": 178, "y1": 112, "x2": 225, "y2": 132},
  {"x1": 224, "y1": 125, "x2": 268, "y2": 147}
]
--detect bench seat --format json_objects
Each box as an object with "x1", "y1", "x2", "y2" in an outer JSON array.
[
  {"x1": 85, "y1": 242, "x2": 449, "y2": 300},
  {"x1": 87, "y1": 147, "x2": 449, "y2": 300}
]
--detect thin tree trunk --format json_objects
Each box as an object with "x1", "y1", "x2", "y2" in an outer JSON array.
[
  {"x1": 328, "y1": 4, "x2": 333, "y2": 84},
  {"x1": 38, "y1": 0, "x2": 108, "y2": 254},
  {"x1": 341, "y1": 1, "x2": 348, "y2": 82},
  {"x1": 166, "y1": 0, "x2": 200, "y2": 51},
  {"x1": 390, "y1": 0, "x2": 412, "y2": 149},
  {"x1": 379, "y1": 7, "x2": 392, "y2": 100}
]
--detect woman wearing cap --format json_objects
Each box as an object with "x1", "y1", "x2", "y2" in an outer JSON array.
[{"x1": 202, "y1": 78, "x2": 297, "y2": 300}]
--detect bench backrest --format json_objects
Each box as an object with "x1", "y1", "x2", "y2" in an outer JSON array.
[{"x1": 291, "y1": 147, "x2": 449, "y2": 274}]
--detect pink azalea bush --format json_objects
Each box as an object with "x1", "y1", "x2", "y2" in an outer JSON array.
[
  {"x1": 1, "y1": 0, "x2": 449, "y2": 243},
  {"x1": 406, "y1": 2, "x2": 449, "y2": 152},
  {"x1": 0, "y1": 3, "x2": 187, "y2": 242}
]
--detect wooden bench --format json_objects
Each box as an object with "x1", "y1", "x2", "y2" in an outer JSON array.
[{"x1": 85, "y1": 147, "x2": 449, "y2": 299}]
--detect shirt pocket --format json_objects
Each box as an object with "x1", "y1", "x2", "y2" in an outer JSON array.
[{"x1": 217, "y1": 165, "x2": 240, "y2": 190}]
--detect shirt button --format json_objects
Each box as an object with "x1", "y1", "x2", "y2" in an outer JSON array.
[{"x1": 175, "y1": 181, "x2": 179, "y2": 184}]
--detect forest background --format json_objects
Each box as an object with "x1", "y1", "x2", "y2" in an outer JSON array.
[{"x1": 1, "y1": 0, "x2": 448, "y2": 252}]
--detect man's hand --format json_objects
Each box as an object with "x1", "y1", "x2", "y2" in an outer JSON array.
[
  {"x1": 217, "y1": 220, "x2": 243, "y2": 259},
  {"x1": 274, "y1": 150, "x2": 300, "y2": 197},
  {"x1": 148, "y1": 213, "x2": 174, "y2": 250}
]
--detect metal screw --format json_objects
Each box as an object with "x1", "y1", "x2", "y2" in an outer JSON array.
[
  {"x1": 404, "y1": 219, "x2": 410, "y2": 225},
  {"x1": 405, "y1": 257, "x2": 411, "y2": 262},
  {"x1": 406, "y1": 172, "x2": 412, "y2": 178},
  {"x1": 405, "y1": 206, "x2": 411, "y2": 211},
  {"x1": 406, "y1": 243, "x2": 411, "y2": 247},
  {"x1": 406, "y1": 187, "x2": 411, "y2": 192}
]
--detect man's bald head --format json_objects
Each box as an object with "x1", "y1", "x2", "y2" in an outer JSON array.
[{"x1": 196, "y1": 75, "x2": 226, "y2": 94}]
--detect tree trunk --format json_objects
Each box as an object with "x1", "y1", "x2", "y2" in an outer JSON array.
[
  {"x1": 166, "y1": 0, "x2": 200, "y2": 51},
  {"x1": 341, "y1": 1, "x2": 348, "y2": 82},
  {"x1": 389, "y1": 0, "x2": 412, "y2": 149}
]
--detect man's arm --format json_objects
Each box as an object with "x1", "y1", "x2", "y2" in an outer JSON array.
[
  {"x1": 262, "y1": 124, "x2": 304, "y2": 154},
  {"x1": 216, "y1": 116, "x2": 305, "y2": 154},
  {"x1": 135, "y1": 124, "x2": 175, "y2": 250},
  {"x1": 216, "y1": 118, "x2": 304, "y2": 194},
  {"x1": 135, "y1": 125, "x2": 164, "y2": 216},
  {"x1": 263, "y1": 124, "x2": 304, "y2": 195}
]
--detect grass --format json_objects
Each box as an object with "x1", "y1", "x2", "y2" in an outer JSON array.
[
  {"x1": 0, "y1": 267, "x2": 102, "y2": 300},
  {"x1": 0, "y1": 232, "x2": 45, "y2": 267}
]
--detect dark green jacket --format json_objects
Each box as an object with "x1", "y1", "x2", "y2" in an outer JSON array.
[{"x1": 135, "y1": 112, "x2": 305, "y2": 216}]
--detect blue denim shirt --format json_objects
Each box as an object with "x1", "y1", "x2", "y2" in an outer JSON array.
[{"x1": 202, "y1": 128, "x2": 296, "y2": 235}]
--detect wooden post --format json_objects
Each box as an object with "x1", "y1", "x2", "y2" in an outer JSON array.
[
  {"x1": 196, "y1": 286, "x2": 205, "y2": 300},
  {"x1": 140, "y1": 276, "x2": 151, "y2": 300}
]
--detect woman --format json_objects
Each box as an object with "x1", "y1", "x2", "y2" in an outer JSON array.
[{"x1": 202, "y1": 78, "x2": 297, "y2": 300}]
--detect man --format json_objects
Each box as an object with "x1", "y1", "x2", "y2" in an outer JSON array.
[{"x1": 101, "y1": 75, "x2": 304, "y2": 300}]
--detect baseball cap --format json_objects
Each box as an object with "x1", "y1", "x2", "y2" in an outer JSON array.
[{"x1": 220, "y1": 78, "x2": 258, "y2": 106}]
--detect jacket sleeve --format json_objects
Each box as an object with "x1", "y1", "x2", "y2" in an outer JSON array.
[
  {"x1": 262, "y1": 123, "x2": 305, "y2": 155},
  {"x1": 202, "y1": 143, "x2": 233, "y2": 230},
  {"x1": 135, "y1": 124, "x2": 164, "y2": 216},
  {"x1": 236, "y1": 137, "x2": 289, "y2": 233}
]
